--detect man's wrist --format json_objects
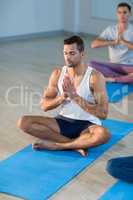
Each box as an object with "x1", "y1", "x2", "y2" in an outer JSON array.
[
  {"x1": 120, "y1": 39, "x2": 128, "y2": 46},
  {"x1": 110, "y1": 40, "x2": 117, "y2": 46},
  {"x1": 71, "y1": 92, "x2": 79, "y2": 100},
  {"x1": 57, "y1": 96, "x2": 65, "y2": 104}
]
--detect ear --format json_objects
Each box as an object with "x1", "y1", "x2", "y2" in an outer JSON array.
[
  {"x1": 129, "y1": 11, "x2": 132, "y2": 17},
  {"x1": 81, "y1": 51, "x2": 85, "y2": 57}
]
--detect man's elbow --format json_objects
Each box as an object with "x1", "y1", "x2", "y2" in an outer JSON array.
[
  {"x1": 41, "y1": 105, "x2": 47, "y2": 112},
  {"x1": 99, "y1": 109, "x2": 108, "y2": 120},
  {"x1": 101, "y1": 113, "x2": 108, "y2": 119},
  {"x1": 90, "y1": 40, "x2": 99, "y2": 48},
  {"x1": 91, "y1": 42, "x2": 96, "y2": 48},
  {"x1": 40, "y1": 102, "x2": 49, "y2": 112}
]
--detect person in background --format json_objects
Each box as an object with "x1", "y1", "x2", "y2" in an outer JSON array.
[{"x1": 90, "y1": 2, "x2": 133, "y2": 83}]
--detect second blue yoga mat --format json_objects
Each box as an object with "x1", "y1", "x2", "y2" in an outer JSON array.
[
  {"x1": 0, "y1": 119, "x2": 133, "y2": 200},
  {"x1": 106, "y1": 82, "x2": 133, "y2": 102},
  {"x1": 99, "y1": 181, "x2": 133, "y2": 200}
]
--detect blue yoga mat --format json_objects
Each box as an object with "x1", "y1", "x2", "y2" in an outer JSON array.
[
  {"x1": 0, "y1": 119, "x2": 133, "y2": 200},
  {"x1": 106, "y1": 82, "x2": 133, "y2": 103},
  {"x1": 99, "y1": 181, "x2": 133, "y2": 200}
]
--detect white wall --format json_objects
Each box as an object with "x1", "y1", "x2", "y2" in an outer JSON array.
[
  {"x1": 78, "y1": 0, "x2": 114, "y2": 35},
  {"x1": 0, "y1": 0, "x2": 63, "y2": 37},
  {"x1": 0, "y1": 0, "x2": 133, "y2": 38},
  {"x1": 63, "y1": 0, "x2": 80, "y2": 33},
  {"x1": 63, "y1": 0, "x2": 115, "y2": 35}
]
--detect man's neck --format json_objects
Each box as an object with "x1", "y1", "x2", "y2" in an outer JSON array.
[
  {"x1": 118, "y1": 22, "x2": 128, "y2": 31},
  {"x1": 67, "y1": 63, "x2": 87, "y2": 77}
]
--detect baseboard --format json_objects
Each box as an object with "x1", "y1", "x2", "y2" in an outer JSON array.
[
  {"x1": 0, "y1": 30, "x2": 65, "y2": 43},
  {"x1": 0, "y1": 30, "x2": 96, "y2": 43},
  {"x1": 63, "y1": 31, "x2": 97, "y2": 38}
]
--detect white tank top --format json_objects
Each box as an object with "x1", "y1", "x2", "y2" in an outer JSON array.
[{"x1": 57, "y1": 66, "x2": 101, "y2": 125}]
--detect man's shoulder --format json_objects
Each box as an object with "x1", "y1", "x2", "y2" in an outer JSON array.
[
  {"x1": 50, "y1": 67, "x2": 62, "y2": 79},
  {"x1": 89, "y1": 69, "x2": 105, "y2": 91},
  {"x1": 104, "y1": 24, "x2": 117, "y2": 31},
  {"x1": 52, "y1": 67, "x2": 62, "y2": 74},
  {"x1": 128, "y1": 23, "x2": 133, "y2": 31},
  {"x1": 100, "y1": 24, "x2": 117, "y2": 37},
  {"x1": 90, "y1": 68, "x2": 105, "y2": 83},
  {"x1": 49, "y1": 67, "x2": 63, "y2": 85},
  {"x1": 87, "y1": 65, "x2": 101, "y2": 75}
]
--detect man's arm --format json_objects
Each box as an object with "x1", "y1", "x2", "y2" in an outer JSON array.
[
  {"x1": 120, "y1": 37, "x2": 133, "y2": 50},
  {"x1": 91, "y1": 26, "x2": 120, "y2": 48},
  {"x1": 40, "y1": 68, "x2": 66, "y2": 111},
  {"x1": 91, "y1": 37, "x2": 117, "y2": 48},
  {"x1": 91, "y1": 35, "x2": 133, "y2": 49},
  {"x1": 72, "y1": 70, "x2": 108, "y2": 119}
]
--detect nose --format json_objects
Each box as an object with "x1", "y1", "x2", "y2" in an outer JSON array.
[{"x1": 65, "y1": 54, "x2": 71, "y2": 60}]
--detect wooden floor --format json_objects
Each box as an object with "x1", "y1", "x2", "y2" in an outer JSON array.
[{"x1": 0, "y1": 35, "x2": 133, "y2": 200}]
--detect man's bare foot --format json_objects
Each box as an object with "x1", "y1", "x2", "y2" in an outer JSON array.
[
  {"x1": 33, "y1": 139, "x2": 88, "y2": 157},
  {"x1": 76, "y1": 149, "x2": 88, "y2": 157},
  {"x1": 32, "y1": 139, "x2": 60, "y2": 150}
]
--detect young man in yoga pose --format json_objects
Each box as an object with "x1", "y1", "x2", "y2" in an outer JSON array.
[
  {"x1": 17, "y1": 35, "x2": 110, "y2": 156},
  {"x1": 91, "y1": 2, "x2": 133, "y2": 83}
]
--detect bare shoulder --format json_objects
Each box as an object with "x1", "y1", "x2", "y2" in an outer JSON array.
[
  {"x1": 48, "y1": 67, "x2": 61, "y2": 87},
  {"x1": 90, "y1": 69, "x2": 105, "y2": 90},
  {"x1": 51, "y1": 67, "x2": 61, "y2": 79}
]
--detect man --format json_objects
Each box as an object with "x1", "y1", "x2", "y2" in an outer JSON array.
[
  {"x1": 90, "y1": 2, "x2": 133, "y2": 83},
  {"x1": 17, "y1": 35, "x2": 110, "y2": 157}
]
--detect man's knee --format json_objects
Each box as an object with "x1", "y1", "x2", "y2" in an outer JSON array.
[
  {"x1": 94, "y1": 126, "x2": 111, "y2": 144},
  {"x1": 17, "y1": 115, "x2": 31, "y2": 132}
]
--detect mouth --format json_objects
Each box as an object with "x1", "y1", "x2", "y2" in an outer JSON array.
[
  {"x1": 66, "y1": 61, "x2": 73, "y2": 67},
  {"x1": 67, "y1": 63, "x2": 74, "y2": 68},
  {"x1": 121, "y1": 17, "x2": 127, "y2": 21}
]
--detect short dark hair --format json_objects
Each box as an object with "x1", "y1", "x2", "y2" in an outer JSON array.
[
  {"x1": 117, "y1": 2, "x2": 131, "y2": 12},
  {"x1": 64, "y1": 35, "x2": 84, "y2": 52}
]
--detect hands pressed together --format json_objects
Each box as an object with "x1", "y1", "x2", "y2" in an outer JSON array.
[
  {"x1": 114, "y1": 30, "x2": 127, "y2": 45},
  {"x1": 62, "y1": 74, "x2": 77, "y2": 100}
]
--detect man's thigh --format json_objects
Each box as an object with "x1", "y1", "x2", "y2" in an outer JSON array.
[
  {"x1": 80, "y1": 124, "x2": 108, "y2": 139},
  {"x1": 80, "y1": 124, "x2": 100, "y2": 135},
  {"x1": 24, "y1": 115, "x2": 60, "y2": 134}
]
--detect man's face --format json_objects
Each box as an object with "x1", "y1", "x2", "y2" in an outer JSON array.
[
  {"x1": 117, "y1": 6, "x2": 131, "y2": 23},
  {"x1": 63, "y1": 43, "x2": 84, "y2": 68}
]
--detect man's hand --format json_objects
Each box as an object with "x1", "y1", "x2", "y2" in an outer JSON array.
[
  {"x1": 115, "y1": 27, "x2": 128, "y2": 46},
  {"x1": 40, "y1": 91, "x2": 67, "y2": 106},
  {"x1": 114, "y1": 35, "x2": 120, "y2": 45},
  {"x1": 40, "y1": 92, "x2": 68, "y2": 111},
  {"x1": 113, "y1": 31, "x2": 123, "y2": 45},
  {"x1": 59, "y1": 92, "x2": 68, "y2": 103},
  {"x1": 118, "y1": 33, "x2": 133, "y2": 49},
  {"x1": 119, "y1": 35, "x2": 128, "y2": 45},
  {"x1": 62, "y1": 75, "x2": 77, "y2": 99}
]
